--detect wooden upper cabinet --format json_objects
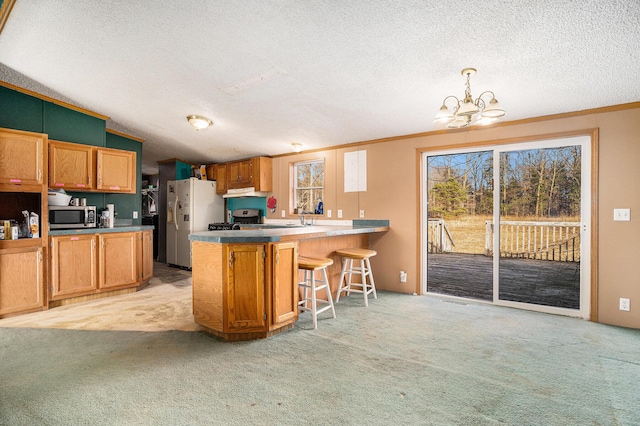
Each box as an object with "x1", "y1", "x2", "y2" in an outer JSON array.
[
  {"x1": 213, "y1": 163, "x2": 227, "y2": 194},
  {"x1": 96, "y1": 147, "x2": 136, "y2": 193},
  {"x1": 0, "y1": 128, "x2": 46, "y2": 188},
  {"x1": 228, "y1": 160, "x2": 252, "y2": 188},
  {"x1": 226, "y1": 157, "x2": 272, "y2": 191},
  {"x1": 49, "y1": 140, "x2": 95, "y2": 190}
]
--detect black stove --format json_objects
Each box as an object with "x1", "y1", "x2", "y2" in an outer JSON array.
[
  {"x1": 208, "y1": 223, "x2": 240, "y2": 231},
  {"x1": 208, "y1": 209, "x2": 261, "y2": 231}
]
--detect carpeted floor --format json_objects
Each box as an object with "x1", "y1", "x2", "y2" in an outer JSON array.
[{"x1": 1, "y1": 264, "x2": 639, "y2": 425}]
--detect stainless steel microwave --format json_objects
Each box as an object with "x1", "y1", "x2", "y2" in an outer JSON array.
[{"x1": 49, "y1": 205, "x2": 97, "y2": 229}]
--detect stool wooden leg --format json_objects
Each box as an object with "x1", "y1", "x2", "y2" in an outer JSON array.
[
  {"x1": 359, "y1": 259, "x2": 368, "y2": 307},
  {"x1": 310, "y1": 270, "x2": 318, "y2": 329},
  {"x1": 322, "y1": 268, "x2": 336, "y2": 319},
  {"x1": 366, "y1": 257, "x2": 377, "y2": 299},
  {"x1": 345, "y1": 259, "x2": 354, "y2": 296},
  {"x1": 336, "y1": 258, "x2": 348, "y2": 303}
]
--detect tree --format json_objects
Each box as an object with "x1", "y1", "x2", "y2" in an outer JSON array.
[{"x1": 430, "y1": 178, "x2": 467, "y2": 217}]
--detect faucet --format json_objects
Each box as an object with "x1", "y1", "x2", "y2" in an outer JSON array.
[{"x1": 299, "y1": 214, "x2": 305, "y2": 225}]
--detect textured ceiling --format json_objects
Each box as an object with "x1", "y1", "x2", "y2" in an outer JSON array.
[{"x1": 1, "y1": 0, "x2": 639, "y2": 174}]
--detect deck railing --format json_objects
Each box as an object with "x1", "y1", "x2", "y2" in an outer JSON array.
[
  {"x1": 485, "y1": 220, "x2": 581, "y2": 262},
  {"x1": 427, "y1": 219, "x2": 455, "y2": 253}
]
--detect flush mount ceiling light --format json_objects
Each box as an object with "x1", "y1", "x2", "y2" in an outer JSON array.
[
  {"x1": 434, "y1": 68, "x2": 506, "y2": 129},
  {"x1": 186, "y1": 115, "x2": 212, "y2": 130},
  {"x1": 291, "y1": 142, "x2": 302, "y2": 152}
]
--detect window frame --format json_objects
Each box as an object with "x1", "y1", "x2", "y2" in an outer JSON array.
[{"x1": 292, "y1": 159, "x2": 325, "y2": 215}]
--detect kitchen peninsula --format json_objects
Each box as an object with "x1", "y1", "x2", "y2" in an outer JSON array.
[{"x1": 189, "y1": 221, "x2": 389, "y2": 341}]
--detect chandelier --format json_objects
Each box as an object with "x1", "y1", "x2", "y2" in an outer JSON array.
[{"x1": 434, "y1": 68, "x2": 505, "y2": 129}]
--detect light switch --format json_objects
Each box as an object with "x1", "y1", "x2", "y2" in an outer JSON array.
[
  {"x1": 281, "y1": 210, "x2": 285, "y2": 218},
  {"x1": 133, "y1": 211, "x2": 138, "y2": 219},
  {"x1": 327, "y1": 210, "x2": 332, "y2": 218},
  {"x1": 337, "y1": 210, "x2": 343, "y2": 218},
  {"x1": 614, "y1": 208, "x2": 630, "y2": 221}
]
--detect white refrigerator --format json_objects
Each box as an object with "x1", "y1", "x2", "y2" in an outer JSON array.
[{"x1": 166, "y1": 178, "x2": 223, "y2": 268}]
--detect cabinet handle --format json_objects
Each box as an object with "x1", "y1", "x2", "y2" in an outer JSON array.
[
  {"x1": 228, "y1": 252, "x2": 234, "y2": 268},
  {"x1": 275, "y1": 251, "x2": 279, "y2": 264},
  {"x1": 102, "y1": 239, "x2": 105, "y2": 249},
  {"x1": 38, "y1": 169, "x2": 42, "y2": 182},
  {"x1": 88, "y1": 175, "x2": 91, "y2": 185}
]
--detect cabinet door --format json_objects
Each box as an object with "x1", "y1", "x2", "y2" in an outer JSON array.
[
  {"x1": 227, "y1": 160, "x2": 252, "y2": 189},
  {"x1": 271, "y1": 242, "x2": 298, "y2": 326},
  {"x1": 225, "y1": 244, "x2": 266, "y2": 331},
  {"x1": 141, "y1": 230, "x2": 153, "y2": 283},
  {"x1": 252, "y1": 157, "x2": 272, "y2": 192},
  {"x1": 0, "y1": 128, "x2": 44, "y2": 187},
  {"x1": 0, "y1": 246, "x2": 44, "y2": 317},
  {"x1": 49, "y1": 141, "x2": 95, "y2": 190},
  {"x1": 96, "y1": 148, "x2": 136, "y2": 193},
  {"x1": 214, "y1": 164, "x2": 227, "y2": 194},
  {"x1": 50, "y1": 235, "x2": 97, "y2": 299},
  {"x1": 98, "y1": 232, "x2": 139, "y2": 289}
]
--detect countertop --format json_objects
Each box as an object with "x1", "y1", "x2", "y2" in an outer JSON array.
[
  {"x1": 49, "y1": 225, "x2": 154, "y2": 236},
  {"x1": 189, "y1": 220, "x2": 390, "y2": 243}
]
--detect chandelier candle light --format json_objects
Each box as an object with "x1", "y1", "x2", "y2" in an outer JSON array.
[{"x1": 434, "y1": 68, "x2": 505, "y2": 129}]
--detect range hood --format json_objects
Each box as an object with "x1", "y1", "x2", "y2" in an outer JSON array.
[{"x1": 223, "y1": 187, "x2": 270, "y2": 198}]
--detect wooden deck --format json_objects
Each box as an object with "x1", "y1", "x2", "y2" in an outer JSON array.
[{"x1": 427, "y1": 253, "x2": 580, "y2": 309}]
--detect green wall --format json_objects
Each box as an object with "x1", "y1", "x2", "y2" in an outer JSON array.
[
  {"x1": 44, "y1": 102, "x2": 105, "y2": 146},
  {"x1": 227, "y1": 197, "x2": 267, "y2": 219},
  {"x1": 0, "y1": 85, "x2": 142, "y2": 225},
  {"x1": 0, "y1": 86, "x2": 43, "y2": 132}
]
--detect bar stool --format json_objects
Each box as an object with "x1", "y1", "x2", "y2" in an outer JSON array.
[
  {"x1": 298, "y1": 256, "x2": 336, "y2": 329},
  {"x1": 335, "y1": 248, "x2": 377, "y2": 307}
]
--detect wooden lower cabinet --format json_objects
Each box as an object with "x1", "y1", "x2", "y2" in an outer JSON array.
[
  {"x1": 50, "y1": 234, "x2": 98, "y2": 299},
  {"x1": 48, "y1": 230, "x2": 150, "y2": 305},
  {"x1": 192, "y1": 241, "x2": 298, "y2": 340},
  {"x1": 141, "y1": 230, "x2": 153, "y2": 283},
  {"x1": 98, "y1": 232, "x2": 139, "y2": 290},
  {"x1": 226, "y1": 244, "x2": 266, "y2": 331},
  {"x1": 271, "y1": 242, "x2": 298, "y2": 326},
  {"x1": 0, "y1": 245, "x2": 45, "y2": 317}
]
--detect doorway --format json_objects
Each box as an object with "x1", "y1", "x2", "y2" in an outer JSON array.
[{"x1": 421, "y1": 135, "x2": 591, "y2": 318}]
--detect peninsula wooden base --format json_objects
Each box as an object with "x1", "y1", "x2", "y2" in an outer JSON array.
[
  {"x1": 199, "y1": 322, "x2": 295, "y2": 342},
  {"x1": 190, "y1": 223, "x2": 388, "y2": 341}
]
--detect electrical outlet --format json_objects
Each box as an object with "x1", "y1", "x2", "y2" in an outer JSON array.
[
  {"x1": 359, "y1": 210, "x2": 365, "y2": 218},
  {"x1": 327, "y1": 210, "x2": 332, "y2": 218},
  {"x1": 620, "y1": 298, "x2": 630, "y2": 311},
  {"x1": 281, "y1": 210, "x2": 285, "y2": 218},
  {"x1": 337, "y1": 210, "x2": 343, "y2": 218},
  {"x1": 614, "y1": 208, "x2": 630, "y2": 221},
  {"x1": 133, "y1": 211, "x2": 138, "y2": 219},
  {"x1": 400, "y1": 271, "x2": 407, "y2": 283}
]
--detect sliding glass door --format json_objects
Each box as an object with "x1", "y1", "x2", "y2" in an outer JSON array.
[
  {"x1": 422, "y1": 135, "x2": 590, "y2": 318},
  {"x1": 425, "y1": 150, "x2": 494, "y2": 301}
]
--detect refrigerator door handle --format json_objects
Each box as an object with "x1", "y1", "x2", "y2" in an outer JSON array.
[{"x1": 174, "y1": 193, "x2": 179, "y2": 231}]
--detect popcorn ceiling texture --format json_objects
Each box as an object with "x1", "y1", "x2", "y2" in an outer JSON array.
[{"x1": 0, "y1": 0, "x2": 639, "y2": 174}]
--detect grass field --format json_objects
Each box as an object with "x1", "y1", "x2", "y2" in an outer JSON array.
[
  {"x1": 444, "y1": 215, "x2": 490, "y2": 254},
  {"x1": 442, "y1": 215, "x2": 580, "y2": 255}
]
